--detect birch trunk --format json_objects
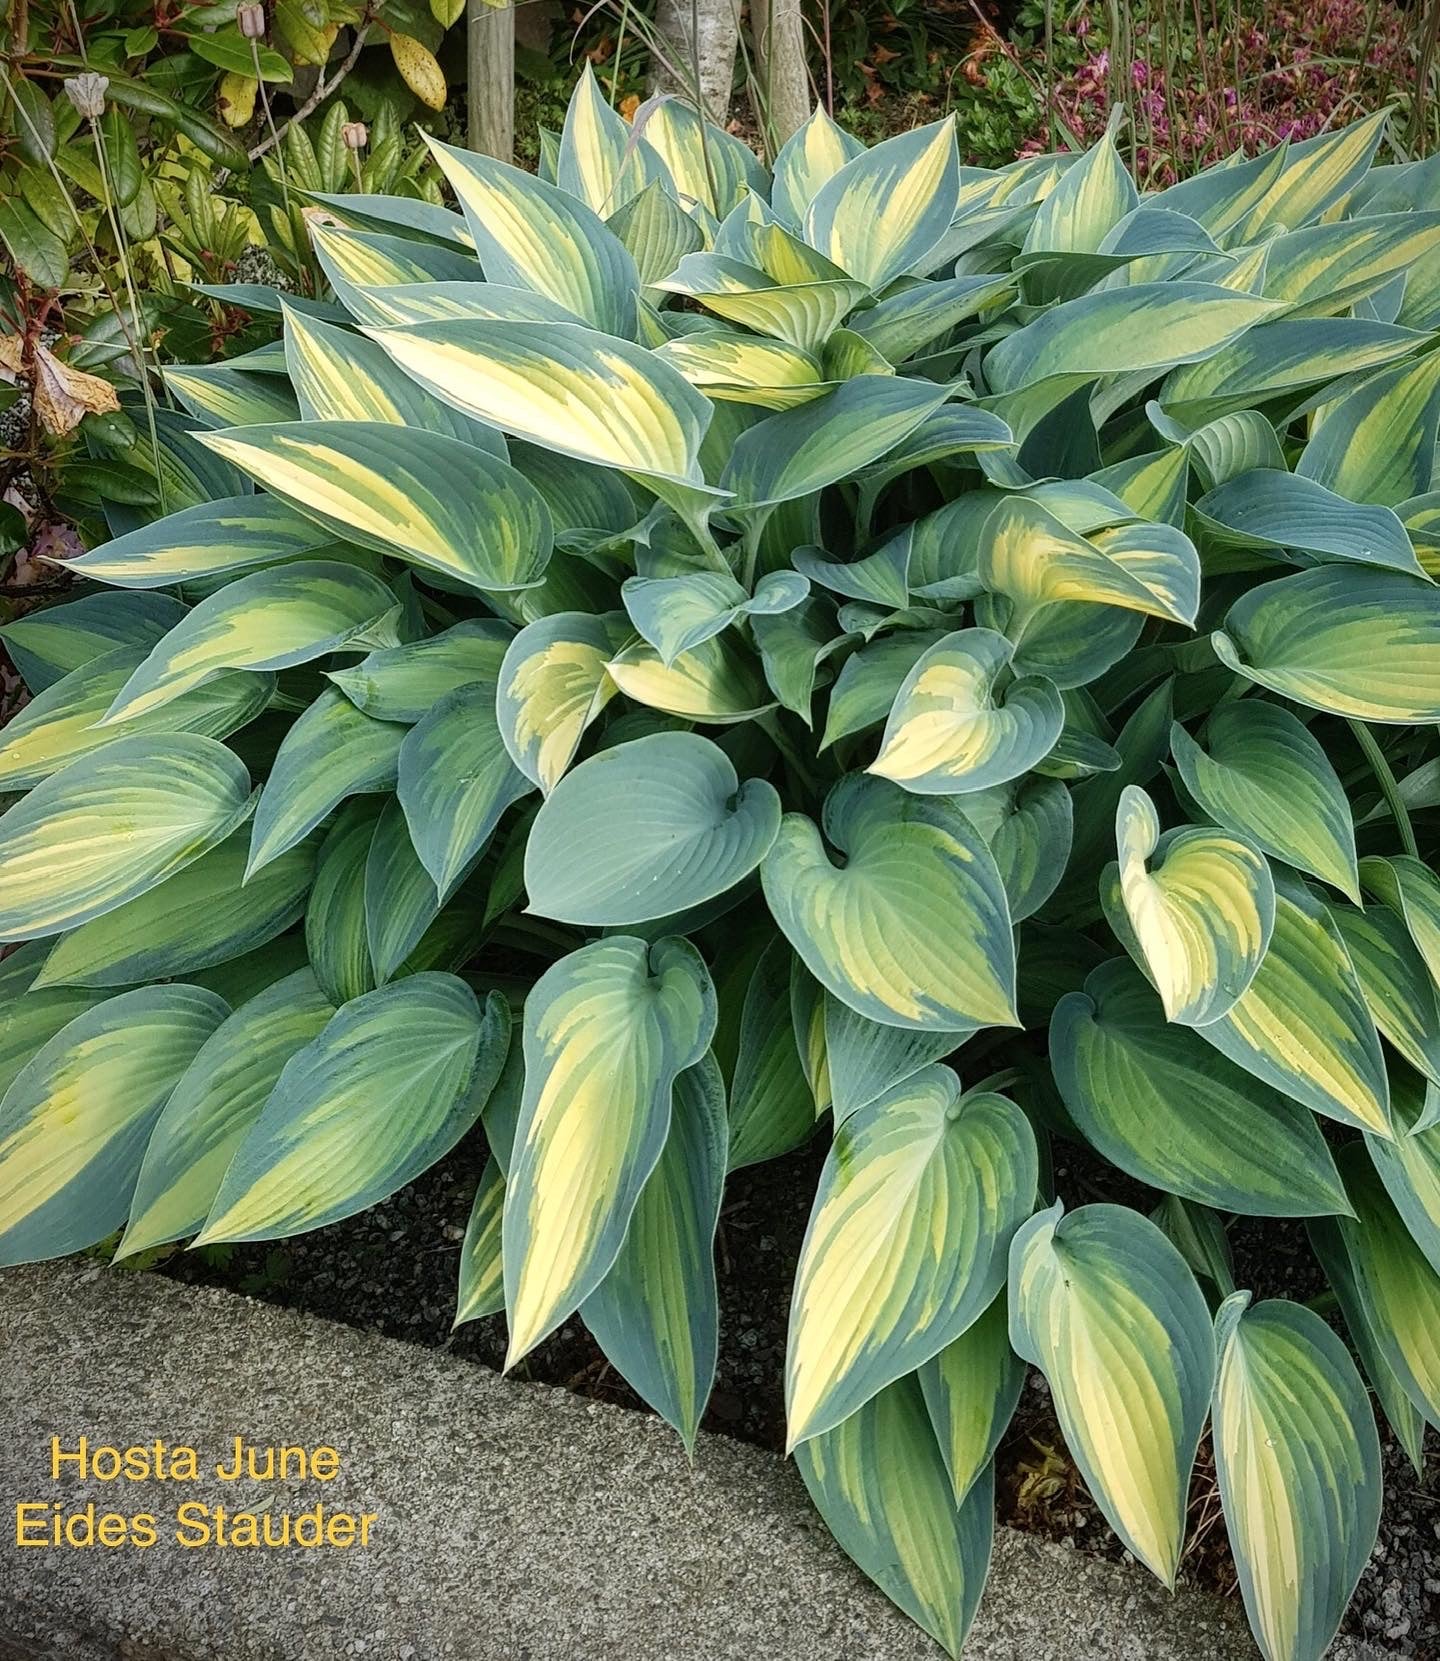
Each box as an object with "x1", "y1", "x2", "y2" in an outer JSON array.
[
  {"x1": 648, "y1": 0, "x2": 741, "y2": 127},
  {"x1": 750, "y1": 0, "x2": 810, "y2": 149}
]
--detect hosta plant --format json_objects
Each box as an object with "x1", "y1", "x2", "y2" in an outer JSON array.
[{"x1": 5, "y1": 75, "x2": 1440, "y2": 1661}]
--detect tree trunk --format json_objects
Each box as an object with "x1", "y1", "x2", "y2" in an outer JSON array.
[
  {"x1": 467, "y1": 0, "x2": 515, "y2": 161},
  {"x1": 750, "y1": 0, "x2": 810, "y2": 150},
  {"x1": 648, "y1": 0, "x2": 741, "y2": 128}
]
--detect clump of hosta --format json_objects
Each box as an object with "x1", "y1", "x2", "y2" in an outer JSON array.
[{"x1": 5, "y1": 71, "x2": 1440, "y2": 1661}]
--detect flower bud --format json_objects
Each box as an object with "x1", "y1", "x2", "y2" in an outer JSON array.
[
  {"x1": 341, "y1": 120, "x2": 368, "y2": 151},
  {"x1": 237, "y1": 4, "x2": 266, "y2": 40},
  {"x1": 63, "y1": 72, "x2": 108, "y2": 120}
]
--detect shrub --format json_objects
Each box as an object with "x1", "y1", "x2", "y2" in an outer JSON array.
[{"x1": 3, "y1": 76, "x2": 1440, "y2": 1660}]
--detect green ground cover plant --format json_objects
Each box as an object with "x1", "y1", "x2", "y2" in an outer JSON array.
[{"x1": 3, "y1": 76, "x2": 1440, "y2": 1661}]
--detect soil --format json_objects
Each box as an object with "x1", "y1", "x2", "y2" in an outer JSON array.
[{"x1": 162, "y1": 1126, "x2": 1440, "y2": 1654}]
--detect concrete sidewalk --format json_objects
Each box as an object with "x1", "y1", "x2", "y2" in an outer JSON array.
[{"x1": 0, "y1": 1260, "x2": 1388, "y2": 1661}]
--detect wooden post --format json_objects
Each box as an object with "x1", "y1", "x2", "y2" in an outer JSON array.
[
  {"x1": 751, "y1": 0, "x2": 809, "y2": 150},
  {"x1": 467, "y1": 0, "x2": 515, "y2": 161}
]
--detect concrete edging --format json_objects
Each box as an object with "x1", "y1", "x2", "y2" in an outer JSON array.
[{"x1": 0, "y1": 1261, "x2": 1391, "y2": 1661}]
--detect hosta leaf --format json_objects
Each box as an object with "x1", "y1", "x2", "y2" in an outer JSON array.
[
  {"x1": 851, "y1": 273, "x2": 1015, "y2": 363},
  {"x1": 200, "y1": 422, "x2": 552, "y2": 594},
  {"x1": 247, "y1": 689, "x2": 405, "y2": 875},
  {"x1": 1298, "y1": 350, "x2": 1440, "y2": 506},
  {"x1": 455, "y1": 1158, "x2": 507, "y2": 1325},
  {"x1": 1160, "y1": 318, "x2": 1426, "y2": 423},
  {"x1": 605, "y1": 633, "x2": 774, "y2": 722},
  {"x1": 795, "y1": 1377, "x2": 994, "y2": 1661},
  {"x1": 502, "y1": 935, "x2": 715, "y2": 1361},
  {"x1": 916, "y1": 1292, "x2": 1024, "y2": 1507},
  {"x1": 770, "y1": 105, "x2": 864, "y2": 228},
  {"x1": 955, "y1": 776, "x2": 1073, "y2": 922},
  {"x1": 1198, "y1": 879, "x2": 1391, "y2": 1137},
  {"x1": 369, "y1": 319, "x2": 714, "y2": 490},
  {"x1": 1150, "y1": 1194, "x2": 1235, "y2": 1295},
  {"x1": 980, "y1": 496, "x2": 1199, "y2": 630},
  {"x1": 65, "y1": 494, "x2": 332, "y2": 588},
  {"x1": 984, "y1": 283, "x2": 1278, "y2": 394},
  {"x1": 793, "y1": 540, "x2": 911, "y2": 610},
  {"x1": 165, "y1": 363, "x2": 302, "y2": 428},
  {"x1": 762, "y1": 777, "x2": 1018, "y2": 1032},
  {"x1": 0, "y1": 945, "x2": 111, "y2": 1099},
  {"x1": 786, "y1": 1070, "x2": 1036, "y2": 1446},
  {"x1": 654, "y1": 332, "x2": 829, "y2": 411},
  {"x1": 1260, "y1": 213, "x2": 1440, "y2": 312},
  {"x1": 118, "y1": 969, "x2": 335, "y2": 1257},
  {"x1": 281, "y1": 305, "x2": 498, "y2": 449},
  {"x1": 1306, "y1": 1209, "x2": 1429, "y2": 1476},
  {"x1": 1103, "y1": 785, "x2": 1274, "y2": 1026},
  {"x1": 1008, "y1": 1202, "x2": 1215, "y2": 1587},
  {"x1": 1051, "y1": 960, "x2": 1348, "y2": 1217},
  {"x1": 727, "y1": 937, "x2": 814, "y2": 1172},
  {"x1": 1239, "y1": 109, "x2": 1389, "y2": 236},
  {"x1": 1358, "y1": 854, "x2": 1440, "y2": 993},
  {"x1": 820, "y1": 629, "x2": 948, "y2": 748},
  {"x1": 197, "y1": 977, "x2": 508, "y2": 1244},
  {"x1": 398, "y1": 684, "x2": 531, "y2": 900},
  {"x1": 1194, "y1": 469, "x2": 1424, "y2": 577},
  {"x1": 0, "y1": 734, "x2": 253, "y2": 941},
  {"x1": 527, "y1": 732, "x2": 778, "y2": 926},
  {"x1": 306, "y1": 797, "x2": 382, "y2": 1007},
  {"x1": 308, "y1": 223, "x2": 480, "y2": 298},
  {"x1": 1325, "y1": 1144, "x2": 1440, "y2": 1428},
  {"x1": 496, "y1": 611, "x2": 627, "y2": 793},
  {"x1": 558, "y1": 66, "x2": 657, "y2": 214},
  {"x1": 0, "y1": 985, "x2": 229, "y2": 1266},
  {"x1": 1171, "y1": 704, "x2": 1359, "y2": 901},
  {"x1": 422, "y1": 136, "x2": 639, "y2": 337},
  {"x1": 0, "y1": 591, "x2": 186, "y2": 693},
  {"x1": 823, "y1": 996, "x2": 969, "y2": 1123},
  {"x1": 622, "y1": 569, "x2": 808, "y2": 664},
  {"x1": 1333, "y1": 903, "x2": 1440, "y2": 1086},
  {"x1": 100, "y1": 562, "x2": 396, "y2": 725},
  {"x1": 1212, "y1": 1294, "x2": 1381, "y2": 1661},
  {"x1": 606, "y1": 183, "x2": 704, "y2": 287},
  {"x1": 364, "y1": 797, "x2": 441, "y2": 984},
  {"x1": 802, "y1": 119, "x2": 960, "y2": 290},
  {"x1": 722, "y1": 377, "x2": 952, "y2": 510},
  {"x1": 581, "y1": 1052, "x2": 726, "y2": 1449},
  {"x1": 641, "y1": 98, "x2": 766, "y2": 218},
  {"x1": 869, "y1": 627, "x2": 1063, "y2": 795},
  {"x1": 36, "y1": 827, "x2": 311, "y2": 989},
  {"x1": 0, "y1": 646, "x2": 270, "y2": 792},
  {"x1": 1214, "y1": 565, "x2": 1440, "y2": 723},
  {"x1": 1023, "y1": 131, "x2": 1138, "y2": 255},
  {"x1": 1367, "y1": 1111, "x2": 1440, "y2": 1278},
  {"x1": 655, "y1": 254, "x2": 868, "y2": 355},
  {"x1": 328, "y1": 620, "x2": 513, "y2": 723}
]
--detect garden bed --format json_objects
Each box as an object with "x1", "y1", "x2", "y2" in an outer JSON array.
[{"x1": 160, "y1": 1137, "x2": 1440, "y2": 1656}]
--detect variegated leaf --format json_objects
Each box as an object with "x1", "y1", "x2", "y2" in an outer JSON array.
[
  {"x1": 786, "y1": 1070, "x2": 1036, "y2": 1445},
  {"x1": 503, "y1": 936, "x2": 715, "y2": 1361}
]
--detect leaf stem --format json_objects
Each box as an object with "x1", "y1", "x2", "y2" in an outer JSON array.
[{"x1": 1348, "y1": 717, "x2": 1419, "y2": 859}]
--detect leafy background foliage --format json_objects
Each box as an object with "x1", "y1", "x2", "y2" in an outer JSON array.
[{"x1": 4, "y1": 64, "x2": 1440, "y2": 1661}]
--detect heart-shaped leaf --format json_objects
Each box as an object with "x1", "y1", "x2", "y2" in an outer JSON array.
[
  {"x1": 1008, "y1": 1202, "x2": 1216, "y2": 1587},
  {"x1": 1212, "y1": 1293, "x2": 1381, "y2": 1661},
  {"x1": 525, "y1": 732, "x2": 782, "y2": 926},
  {"x1": 869, "y1": 627, "x2": 1064, "y2": 795},
  {"x1": 762, "y1": 776, "x2": 1018, "y2": 1031},
  {"x1": 1103, "y1": 785, "x2": 1275, "y2": 1026}
]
